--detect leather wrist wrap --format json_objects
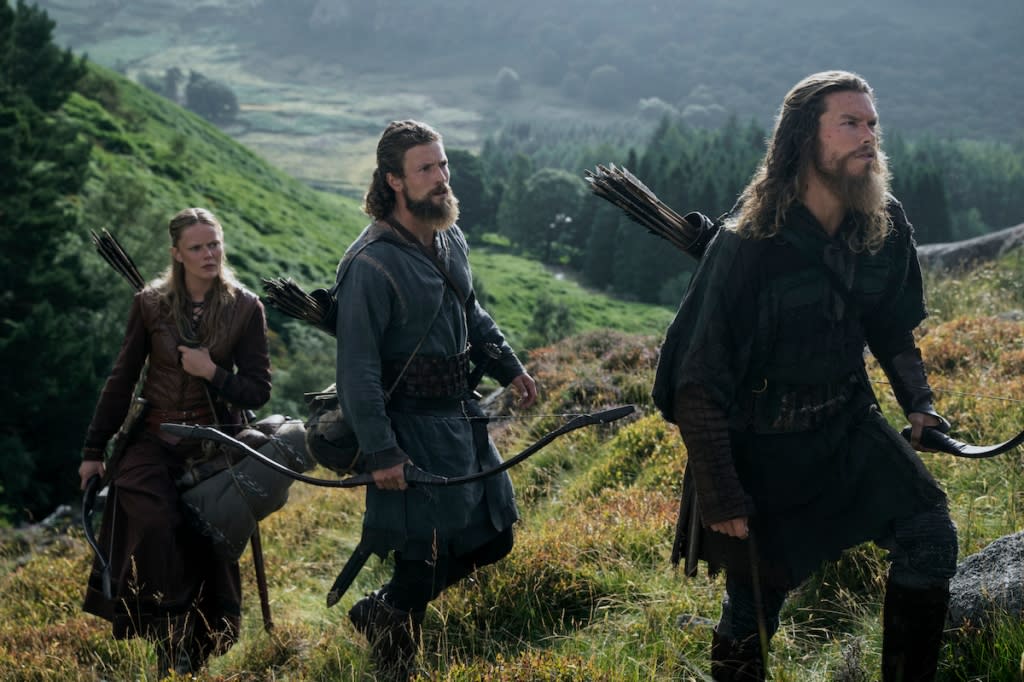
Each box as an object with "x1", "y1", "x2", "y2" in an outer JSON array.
[{"x1": 879, "y1": 347, "x2": 939, "y2": 418}]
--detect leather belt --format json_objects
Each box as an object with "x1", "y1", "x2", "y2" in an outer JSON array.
[{"x1": 145, "y1": 406, "x2": 214, "y2": 437}]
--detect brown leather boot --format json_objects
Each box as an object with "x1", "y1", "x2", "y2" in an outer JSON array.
[
  {"x1": 711, "y1": 629, "x2": 766, "y2": 682},
  {"x1": 882, "y1": 580, "x2": 949, "y2": 681},
  {"x1": 349, "y1": 592, "x2": 423, "y2": 681},
  {"x1": 347, "y1": 591, "x2": 383, "y2": 640}
]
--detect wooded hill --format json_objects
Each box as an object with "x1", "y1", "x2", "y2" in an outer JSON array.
[
  {"x1": 31, "y1": 1, "x2": 1024, "y2": 284},
  {"x1": 38, "y1": 0, "x2": 1024, "y2": 140},
  {"x1": 3, "y1": 4, "x2": 1024, "y2": 679},
  {"x1": 0, "y1": 2, "x2": 672, "y2": 524}
]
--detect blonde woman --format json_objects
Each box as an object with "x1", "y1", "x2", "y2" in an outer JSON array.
[{"x1": 78, "y1": 208, "x2": 271, "y2": 676}]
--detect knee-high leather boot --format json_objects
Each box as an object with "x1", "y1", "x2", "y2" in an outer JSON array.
[
  {"x1": 711, "y1": 629, "x2": 766, "y2": 682},
  {"x1": 881, "y1": 580, "x2": 949, "y2": 682}
]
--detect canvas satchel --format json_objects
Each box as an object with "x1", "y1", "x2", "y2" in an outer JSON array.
[{"x1": 180, "y1": 415, "x2": 312, "y2": 560}]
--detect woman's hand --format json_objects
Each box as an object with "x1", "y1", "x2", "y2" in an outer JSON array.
[
  {"x1": 178, "y1": 345, "x2": 217, "y2": 381},
  {"x1": 79, "y1": 459, "x2": 105, "y2": 490}
]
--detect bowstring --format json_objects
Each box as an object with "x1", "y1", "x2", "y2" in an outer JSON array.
[
  {"x1": 186, "y1": 413, "x2": 610, "y2": 430},
  {"x1": 869, "y1": 379, "x2": 1024, "y2": 405}
]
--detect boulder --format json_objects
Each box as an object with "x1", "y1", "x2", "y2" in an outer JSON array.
[
  {"x1": 947, "y1": 530, "x2": 1024, "y2": 630},
  {"x1": 917, "y1": 223, "x2": 1024, "y2": 271}
]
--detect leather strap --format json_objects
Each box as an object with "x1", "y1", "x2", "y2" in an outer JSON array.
[{"x1": 384, "y1": 215, "x2": 470, "y2": 304}]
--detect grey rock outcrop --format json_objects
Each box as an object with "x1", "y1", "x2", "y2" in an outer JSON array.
[
  {"x1": 917, "y1": 223, "x2": 1024, "y2": 271},
  {"x1": 947, "y1": 530, "x2": 1024, "y2": 630}
]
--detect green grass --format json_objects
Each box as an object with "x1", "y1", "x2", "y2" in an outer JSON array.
[
  {"x1": 62, "y1": 64, "x2": 679, "y2": 419},
  {"x1": 3, "y1": 61, "x2": 1022, "y2": 681},
  {"x1": 5, "y1": 299, "x2": 1024, "y2": 679},
  {"x1": 470, "y1": 249, "x2": 675, "y2": 350}
]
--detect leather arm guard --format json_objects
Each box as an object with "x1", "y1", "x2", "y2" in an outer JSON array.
[
  {"x1": 673, "y1": 385, "x2": 753, "y2": 525},
  {"x1": 878, "y1": 347, "x2": 950, "y2": 430}
]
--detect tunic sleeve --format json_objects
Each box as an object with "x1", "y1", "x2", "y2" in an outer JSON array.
[
  {"x1": 675, "y1": 384, "x2": 754, "y2": 524},
  {"x1": 466, "y1": 291, "x2": 525, "y2": 386},
  {"x1": 208, "y1": 297, "x2": 272, "y2": 410},
  {"x1": 335, "y1": 254, "x2": 405, "y2": 468},
  {"x1": 445, "y1": 226, "x2": 524, "y2": 385},
  {"x1": 82, "y1": 293, "x2": 149, "y2": 459}
]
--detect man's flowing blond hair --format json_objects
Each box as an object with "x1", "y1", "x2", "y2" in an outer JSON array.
[{"x1": 730, "y1": 70, "x2": 892, "y2": 253}]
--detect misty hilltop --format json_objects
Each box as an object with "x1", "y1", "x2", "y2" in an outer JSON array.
[{"x1": 39, "y1": 0, "x2": 1024, "y2": 143}]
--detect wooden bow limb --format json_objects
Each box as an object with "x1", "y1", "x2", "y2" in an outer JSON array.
[
  {"x1": 160, "y1": 404, "x2": 636, "y2": 490},
  {"x1": 901, "y1": 424, "x2": 1024, "y2": 459},
  {"x1": 81, "y1": 474, "x2": 113, "y2": 600}
]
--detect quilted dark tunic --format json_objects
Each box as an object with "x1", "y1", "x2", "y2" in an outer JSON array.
[{"x1": 654, "y1": 201, "x2": 947, "y2": 588}]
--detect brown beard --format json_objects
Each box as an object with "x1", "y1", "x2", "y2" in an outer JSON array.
[
  {"x1": 404, "y1": 186, "x2": 460, "y2": 231},
  {"x1": 814, "y1": 146, "x2": 891, "y2": 217}
]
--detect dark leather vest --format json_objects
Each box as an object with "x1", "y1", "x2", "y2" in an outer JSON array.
[{"x1": 137, "y1": 287, "x2": 261, "y2": 411}]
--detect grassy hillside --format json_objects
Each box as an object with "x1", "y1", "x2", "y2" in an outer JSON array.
[
  {"x1": 2, "y1": 251, "x2": 1024, "y2": 680},
  {"x1": 64, "y1": 63, "x2": 675, "y2": 418},
  {"x1": 4, "y1": 52, "x2": 1021, "y2": 682},
  {"x1": 66, "y1": 63, "x2": 366, "y2": 290}
]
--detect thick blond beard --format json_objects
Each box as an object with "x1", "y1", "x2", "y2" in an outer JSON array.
[{"x1": 813, "y1": 148, "x2": 892, "y2": 252}]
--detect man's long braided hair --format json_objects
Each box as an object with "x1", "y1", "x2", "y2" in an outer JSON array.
[
  {"x1": 730, "y1": 70, "x2": 892, "y2": 254},
  {"x1": 363, "y1": 120, "x2": 442, "y2": 221}
]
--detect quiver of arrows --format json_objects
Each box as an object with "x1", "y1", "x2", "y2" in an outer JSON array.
[
  {"x1": 261, "y1": 277, "x2": 337, "y2": 336},
  {"x1": 91, "y1": 228, "x2": 146, "y2": 292},
  {"x1": 584, "y1": 163, "x2": 719, "y2": 261}
]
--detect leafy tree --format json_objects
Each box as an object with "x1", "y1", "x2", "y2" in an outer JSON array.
[
  {"x1": 506, "y1": 168, "x2": 585, "y2": 262},
  {"x1": 495, "y1": 66, "x2": 522, "y2": 100},
  {"x1": 895, "y1": 165, "x2": 953, "y2": 244},
  {"x1": 137, "y1": 66, "x2": 183, "y2": 103},
  {"x1": 1, "y1": 0, "x2": 82, "y2": 110},
  {"x1": 583, "y1": 206, "x2": 623, "y2": 289},
  {"x1": 447, "y1": 148, "x2": 494, "y2": 240},
  {"x1": 494, "y1": 152, "x2": 533, "y2": 245},
  {"x1": 163, "y1": 66, "x2": 184, "y2": 102},
  {"x1": 185, "y1": 70, "x2": 239, "y2": 124},
  {"x1": 525, "y1": 294, "x2": 575, "y2": 348}
]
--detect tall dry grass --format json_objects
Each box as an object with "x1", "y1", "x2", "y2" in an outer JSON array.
[{"x1": 3, "y1": 256, "x2": 1024, "y2": 680}]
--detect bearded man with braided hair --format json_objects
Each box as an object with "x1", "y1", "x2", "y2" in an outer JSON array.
[
  {"x1": 654, "y1": 71, "x2": 958, "y2": 681},
  {"x1": 336, "y1": 120, "x2": 537, "y2": 680}
]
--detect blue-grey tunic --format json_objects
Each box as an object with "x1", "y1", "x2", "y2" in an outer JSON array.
[{"x1": 335, "y1": 220, "x2": 523, "y2": 560}]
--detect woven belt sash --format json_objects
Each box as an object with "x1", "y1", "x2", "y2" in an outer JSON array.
[{"x1": 386, "y1": 351, "x2": 470, "y2": 399}]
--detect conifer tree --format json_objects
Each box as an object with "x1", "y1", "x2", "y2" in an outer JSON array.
[{"x1": 0, "y1": 0, "x2": 91, "y2": 521}]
